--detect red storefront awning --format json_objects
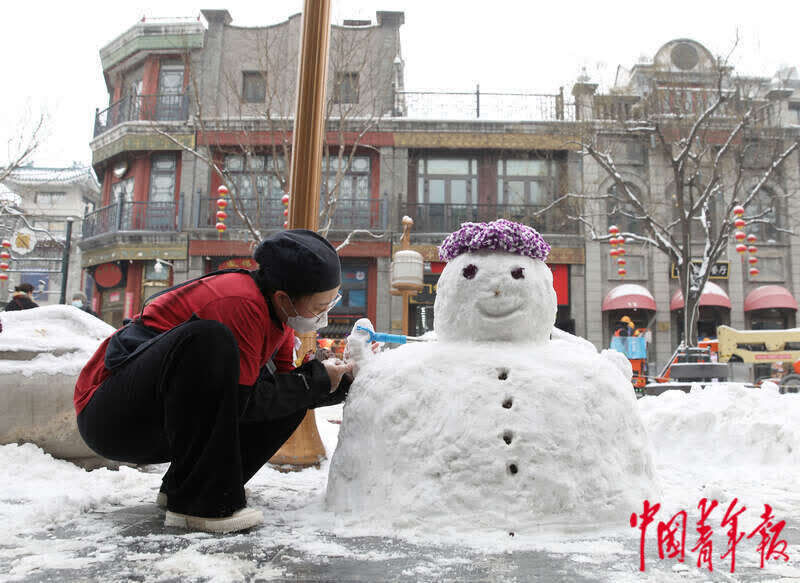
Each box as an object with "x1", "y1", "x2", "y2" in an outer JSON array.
[
  {"x1": 670, "y1": 281, "x2": 731, "y2": 311},
  {"x1": 744, "y1": 285, "x2": 798, "y2": 312},
  {"x1": 602, "y1": 284, "x2": 657, "y2": 311}
]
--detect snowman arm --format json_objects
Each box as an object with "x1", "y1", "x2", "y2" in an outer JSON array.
[{"x1": 238, "y1": 359, "x2": 334, "y2": 423}]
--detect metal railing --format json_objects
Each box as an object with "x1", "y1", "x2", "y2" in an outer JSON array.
[
  {"x1": 401, "y1": 202, "x2": 580, "y2": 234},
  {"x1": 94, "y1": 93, "x2": 190, "y2": 137},
  {"x1": 393, "y1": 85, "x2": 574, "y2": 121},
  {"x1": 196, "y1": 197, "x2": 388, "y2": 232},
  {"x1": 82, "y1": 200, "x2": 179, "y2": 239}
]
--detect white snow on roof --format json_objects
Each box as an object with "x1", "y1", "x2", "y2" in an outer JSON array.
[
  {"x1": 0, "y1": 305, "x2": 114, "y2": 376},
  {"x1": 4, "y1": 166, "x2": 99, "y2": 190},
  {"x1": 603, "y1": 283, "x2": 654, "y2": 302}
]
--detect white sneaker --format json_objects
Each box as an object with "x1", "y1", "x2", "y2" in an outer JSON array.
[{"x1": 164, "y1": 507, "x2": 264, "y2": 533}]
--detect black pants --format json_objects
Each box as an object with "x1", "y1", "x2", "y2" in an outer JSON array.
[{"x1": 77, "y1": 319, "x2": 305, "y2": 518}]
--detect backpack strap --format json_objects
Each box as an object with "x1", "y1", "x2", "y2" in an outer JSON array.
[{"x1": 136, "y1": 268, "x2": 253, "y2": 321}]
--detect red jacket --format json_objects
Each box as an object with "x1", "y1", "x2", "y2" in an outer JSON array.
[{"x1": 74, "y1": 272, "x2": 295, "y2": 414}]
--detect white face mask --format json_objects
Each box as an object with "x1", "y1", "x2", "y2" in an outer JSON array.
[
  {"x1": 72, "y1": 300, "x2": 83, "y2": 308},
  {"x1": 280, "y1": 299, "x2": 330, "y2": 334}
]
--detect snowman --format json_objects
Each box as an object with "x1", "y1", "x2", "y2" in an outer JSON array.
[{"x1": 327, "y1": 219, "x2": 657, "y2": 534}]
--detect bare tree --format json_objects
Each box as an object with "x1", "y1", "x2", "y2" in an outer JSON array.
[
  {"x1": 574, "y1": 65, "x2": 799, "y2": 346},
  {"x1": 1, "y1": 110, "x2": 46, "y2": 183},
  {"x1": 157, "y1": 19, "x2": 397, "y2": 247}
]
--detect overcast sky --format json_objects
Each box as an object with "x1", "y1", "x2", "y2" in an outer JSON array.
[{"x1": 1, "y1": 0, "x2": 796, "y2": 167}]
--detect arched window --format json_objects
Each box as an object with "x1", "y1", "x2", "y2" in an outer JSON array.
[
  {"x1": 668, "y1": 183, "x2": 718, "y2": 244},
  {"x1": 607, "y1": 183, "x2": 644, "y2": 236}
]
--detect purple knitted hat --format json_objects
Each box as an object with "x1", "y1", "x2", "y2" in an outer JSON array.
[{"x1": 438, "y1": 219, "x2": 551, "y2": 262}]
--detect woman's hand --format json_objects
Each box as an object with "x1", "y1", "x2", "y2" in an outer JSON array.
[{"x1": 321, "y1": 358, "x2": 354, "y2": 392}]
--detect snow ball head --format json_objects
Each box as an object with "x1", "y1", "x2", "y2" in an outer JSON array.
[{"x1": 434, "y1": 220, "x2": 555, "y2": 343}]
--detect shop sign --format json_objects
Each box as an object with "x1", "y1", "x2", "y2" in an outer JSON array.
[{"x1": 671, "y1": 260, "x2": 729, "y2": 280}]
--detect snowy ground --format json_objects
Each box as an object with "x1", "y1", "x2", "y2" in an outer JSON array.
[{"x1": 3, "y1": 384, "x2": 800, "y2": 582}]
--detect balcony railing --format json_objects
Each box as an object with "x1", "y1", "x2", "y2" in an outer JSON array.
[
  {"x1": 401, "y1": 202, "x2": 580, "y2": 235},
  {"x1": 196, "y1": 197, "x2": 388, "y2": 232},
  {"x1": 94, "y1": 93, "x2": 190, "y2": 137},
  {"x1": 82, "y1": 200, "x2": 179, "y2": 239},
  {"x1": 393, "y1": 86, "x2": 574, "y2": 121}
]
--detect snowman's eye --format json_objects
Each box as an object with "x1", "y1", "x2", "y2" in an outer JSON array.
[
  {"x1": 511, "y1": 267, "x2": 525, "y2": 280},
  {"x1": 462, "y1": 264, "x2": 478, "y2": 279}
]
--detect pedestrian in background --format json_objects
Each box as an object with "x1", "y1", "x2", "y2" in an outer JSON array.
[
  {"x1": 4, "y1": 283, "x2": 39, "y2": 311},
  {"x1": 71, "y1": 291, "x2": 98, "y2": 318}
]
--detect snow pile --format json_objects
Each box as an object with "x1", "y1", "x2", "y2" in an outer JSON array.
[
  {"x1": 0, "y1": 305, "x2": 113, "y2": 376},
  {"x1": 328, "y1": 250, "x2": 657, "y2": 534},
  {"x1": 639, "y1": 383, "x2": 800, "y2": 467},
  {"x1": 0, "y1": 443, "x2": 158, "y2": 535}
]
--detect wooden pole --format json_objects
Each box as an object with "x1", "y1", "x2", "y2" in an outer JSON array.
[{"x1": 269, "y1": 0, "x2": 332, "y2": 470}]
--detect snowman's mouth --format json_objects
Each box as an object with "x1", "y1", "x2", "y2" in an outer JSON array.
[{"x1": 478, "y1": 302, "x2": 522, "y2": 319}]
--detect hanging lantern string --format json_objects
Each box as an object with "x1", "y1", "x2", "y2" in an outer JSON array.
[{"x1": 216, "y1": 185, "x2": 229, "y2": 239}]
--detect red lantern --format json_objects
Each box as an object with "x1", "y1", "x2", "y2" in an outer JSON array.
[
  {"x1": 749, "y1": 267, "x2": 760, "y2": 277},
  {"x1": 746, "y1": 234, "x2": 757, "y2": 244},
  {"x1": 0, "y1": 263, "x2": 8, "y2": 270},
  {"x1": 618, "y1": 268, "x2": 627, "y2": 277},
  {"x1": 617, "y1": 248, "x2": 626, "y2": 256},
  {"x1": 609, "y1": 237, "x2": 619, "y2": 247},
  {"x1": 215, "y1": 222, "x2": 227, "y2": 232},
  {"x1": 0, "y1": 251, "x2": 9, "y2": 260},
  {"x1": 734, "y1": 218, "x2": 746, "y2": 228},
  {"x1": 215, "y1": 211, "x2": 228, "y2": 220},
  {"x1": 283, "y1": 220, "x2": 289, "y2": 229},
  {"x1": 733, "y1": 205, "x2": 745, "y2": 217},
  {"x1": 281, "y1": 194, "x2": 290, "y2": 206},
  {"x1": 748, "y1": 256, "x2": 759, "y2": 266},
  {"x1": 0, "y1": 273, "x2": 7, "y2": 281},
  {"x1": 216, "y1": 198, "x2": 228, "y2": 209},
  {"x1": 217, "y1": 185, "x2": 229, "y2": 196},
  {"x1": 608, "y1": 225, "x2": 619, "y2": 235},
  {"x1": 734, "y1": 231, "x2": 746, "y2": 242},
  {"x1": 1, "y1": 240, "x2": 10, "y2": 249},
  {"x1": 283, "y1": 209, "x2": 289, "y2": 217},
  {"x1": 735, "y1": 243, "x2": 747, "y2": 254},
  {"x1": 748, "y1": 245, "x2": 758, "y2": 254},
  {"x1": 617, "y1": 258, "x2": 626, "y2": 266},
  {"x1": 610, "y1": 248, "x2": 619, "y2": 257}
]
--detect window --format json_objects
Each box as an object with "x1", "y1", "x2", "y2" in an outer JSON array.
[
  {"x1": 242, "y1": 71, "x2": 266, "y2": 103},
  {"x1": 609, "y1": 254, "x2": 646, "y2": 280},
  {"x1": 497, "y1": 157, "x2": 564, "y2": 232},
  {"x1": 329, "y1": 261, "x2": 369, "y2": 315},
  {"x1": 748, "y1": 188, "x2": 781, "y2": 244},
  {"x1": 749, "y1": 256, "x2": 784, "y2": 281},
  {"x1": 33, "y1": 219, "x2": 66, "y2": 238},
  {"x1": 669, "y1": 184, "x2": 719, "y2": 244},
  {"x1": 111, "y1": 178, "x2": 134, "y2": 204},
  {"x1": 416, "y1": 158, "x2": 479, "y2": 232},
  {"x1": 222, "y1": 154, "x2": 285, "y2": 227},
  {"x1": 36, "y1": 191, "x2": 65, "y2": 207},
  {"x1": 607, "y1": 183, "x2": 644, "y2": 236},
  {"x1": 149, "y1": 154, "x2": 176, "y2": 203},
  {"x1": 322, "y1": 155, "x2": 371, "y2": 201},
  {"x1": 333, "y1": 72, "x2": 359, "y2": 104}
]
